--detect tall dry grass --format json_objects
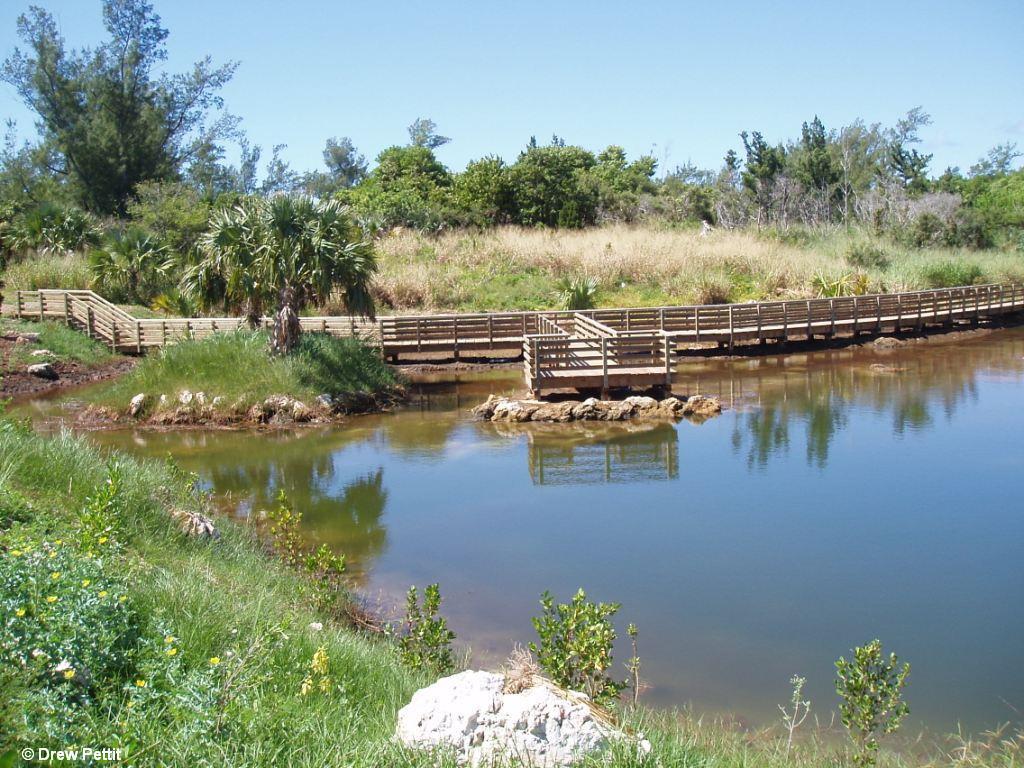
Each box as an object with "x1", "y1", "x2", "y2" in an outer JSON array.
[{"x1": 371, "y1": 225, "x2": 1024, "y2": 312}]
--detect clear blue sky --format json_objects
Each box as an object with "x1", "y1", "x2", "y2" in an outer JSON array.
[{"x1": 2, "y1": 0, "x2": 1022, "y2": 178}]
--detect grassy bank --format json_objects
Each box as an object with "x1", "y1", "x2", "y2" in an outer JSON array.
[
  {"x1": 1, "y1": 318, "x2": 113, "y2": 371},
  {"x1": 94, "y1": 332, "x2": 401, "y2": 420},
  {"x1": 369, "y1": 226, "x2": 1024, "y2": 312},
  {"x1": 1, "y1": 418, "x2": 1020, "y2": 767}
]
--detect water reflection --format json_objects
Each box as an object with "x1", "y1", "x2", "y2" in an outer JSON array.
[{"x1": 517, "y1": 423, "x2": 678, "y2": 485}]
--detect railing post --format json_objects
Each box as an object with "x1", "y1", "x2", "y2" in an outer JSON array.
[
  {"x1": 63, "y1": 293, "x2": 70, "y2": 326},
  {"x1": 728, "y1": 305, "x2": 735, "y2": 351},
  {"x1": 161, "y1": 321, "x2": 167, "y2": 346},
  {"x1": 695, "y1": 307, "x2": 701, "y2": 342},
  {"x1": 806, "y1": 300, "x2": 812, "y2": 338},
  {"x1": 663, "y1": 334, "x2": 672, "y2": 388},
  {"x1": 136, "y1": 320, "x2": 142, "y2": 354},
  {"x1": 111, "y1": 321, "x2": 118, "y2": 352},
  {"x1": 601, "y1": 337, "x2": 609, "y2": 398},
  {"x1": 783, "y1": 302, "x2": 789, "y2": 339},
  {"x1": 829, "y1": 299, "x2": 835, "y2": 336},
  {"x1": 87, "y1": 306, "x2": 94, "y2": 338},
  {"x1": 852, "y1": 296, "x2": 859, "y2": 334},
  {"x1": 876, "y1": 295, "x2": 881, "y2": 332},
  {"x1": 756, "y1": 303, "x2": 763, "y2": 339},
  {"x1": 452, "y1": 315, "x2": 459, "y2": 361},
  {"x1": 15, "y1": 290, "x2": 22, "y2": 319}
]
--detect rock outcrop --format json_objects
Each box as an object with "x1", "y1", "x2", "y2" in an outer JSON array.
[
  {"x1": 396, "y1": 670, "x2": 629, "y2": 767},
  {"x1": 472, "y1": 394, "x2": 722, "y2": 423},
  {"x1": 27, "y1": 362, "x2": 58, "y2": 380}
]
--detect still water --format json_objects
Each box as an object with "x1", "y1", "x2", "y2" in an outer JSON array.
[{"x1": 26, "y1": 332, "x2": 1024, "y2": 733}]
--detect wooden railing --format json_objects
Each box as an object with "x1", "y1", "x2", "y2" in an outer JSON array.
[
  {"x1": 5, "y1": 284, "x2": 1023, "y2": 370},
  {"x1": 6, "y1": 289, "x2": 378, "y2": 353}
]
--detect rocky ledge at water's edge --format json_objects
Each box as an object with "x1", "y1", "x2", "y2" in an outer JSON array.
[
  {"x1": 472, "y1": 394, "x2": 722, "y2": 423},
  {"x1": 77, "y1": 388, "x2": 404, "y2": 428}
]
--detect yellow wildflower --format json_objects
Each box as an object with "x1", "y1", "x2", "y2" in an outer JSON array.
[
  {"x1": 209, "y1": 657, "x2": 221, "y2": 666},
  {"x1": 63, "y1": 669, "x2": 75, "y2": 680},
  {"x1": 118, "y1": 595, "x2": 127, "y2": 603},
  {"x1": 98, "y1": 590, "x2": 109, "y2": 598},
  {"x1": 164, "y1": 635, "x2": 175, "y2": 644},
  {"x1": 46, "y1": 595, "x2": 58, "y2": 603},
  {"x1": 10, "y1": 550, "x2": 21, "y2": 557},
  {"x1": 165, "y1": 647, "x2": 178, "y2": 657},
  {"x1": 98, "y1": 536, "x2": 108, "y2": 544},
  {"x1": 81, "y1": 579, "x2": 91, "y2": 587},
  {"x1": 50, "y1": 571, "x2": 60, "y2": 580},
  {"x1": 54, "y1": 539, "x2": 62, "y2": 545},
  {"x1": 134, "y1": 680, "x2": 146, "y2": 688},
  {"x1": 16, "y1": 608, "x2": 26, "y2": 617},
  {"x1": 300, "y1": 676, "x2": 313, "y2": 696},
  {"x1": 48, "y1": 551, "x2": 57, "y2": 559}
]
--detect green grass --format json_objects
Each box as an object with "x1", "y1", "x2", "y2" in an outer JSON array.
[
  {"x1": 1, "y1": 417, "x2": 1020, "y2": 767},
  {"x1": 1, "y1": 252, "x2": 92, "y2": 293},
  {"x1": 1, "y1": 318, "x2": 114, "y2": 372},
  {"x1": 96, "y1": 331, "x2": 399, "y2": 411}
]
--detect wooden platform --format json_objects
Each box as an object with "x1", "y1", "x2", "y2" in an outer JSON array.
[{"x1": 6, "y1": 284, "x2": 1023, "y2": 398}]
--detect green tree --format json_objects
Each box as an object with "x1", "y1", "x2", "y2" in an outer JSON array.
[
  {"x1": 2, "y1": 0, "x2": 237, "y2": 214},
  {"x1": 452, "y1": 155, "x2": 515, "y2": 225},
  {"x1": 126, "y1": 180, "x2": 210, "y2": 257},
  {"x1": 509, "y1": 142, "x2": 598, "y2": 227},
  {"x1": 835, "y1": 639, "x2": 911, "y2": 767},
  {"x1": 346, "y1": 145, "x2": 453, "y2": 230},
  {"x1": 304, "y1": 137, "x2": 367, "y2": 198},
  {"x1": 883, "y1": 107, "x2": 932, "y2": 194},
  {"x1": 188, "y1": 196, "x2": 376, "y2": 353},
  {"x1": 89, "y1": 225, "x2": 168, "y2": 304},
  {"x1": 740, "y1": 131, "x2": 786, "y2": 226},
  {"x1": 407, "y1": 117, "x2": 451, "y2": 149}
]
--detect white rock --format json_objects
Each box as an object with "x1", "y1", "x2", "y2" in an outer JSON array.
[
  {"x1": 30, "y1": 349, "x2": 54, "y2": 357},
  {"x1": 396, "y1": 670, "x2": 616, "y2": 767},
  {"x1": 129, "y1": 393, "x2": 147, "y2": 417},
  {"x1": 492, "y1": 399, "x2": 525, "y2": 421},
  {"x1": 315, "y1": 393, "x2": 334, "y2": 409},
  {"x1": 27, "y1": 362, "x2": 57, "y2": 380},
  {"x1": 195, "y1": 391, "x2": 207, "y2": 406},
  {"x1": 178, "y1": 390, "x2": 194, "y2": 406},
  {"x1": 158, "y1": 394, "x2": 169, "y2": 408},
  {"x1": 308, "y1": 622, "x2": 323, "y2": 632},
  {"x1": 211, "y1": 396, "x2": 224, "y2": 408}
]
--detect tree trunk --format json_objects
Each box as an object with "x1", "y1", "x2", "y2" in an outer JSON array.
[
  {"x1": 244, "y1": 297, "x2": 261, "y2": 331},
  {"x1": 272, "y1": 285, "x2": 302, "y2": 355}
]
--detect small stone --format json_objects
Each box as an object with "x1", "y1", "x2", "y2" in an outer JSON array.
[
  {"x1": 873, "y1": 336, "x2": 905, "y2": 348},
  {"x1": 315, "y1": 393, "x2": 334, "y2": 409},
  {"x1": 471, "y1": 394, "x2": 501, "y2": 420},
  {"x1": 659, "y1": 396, "x2": 686, "y2": 416},
  {"x1": 308, "y1": 622, "x2": 323, "y2": 632},
  {"x1": 194, "y1": 391, "x2": 207, "y2": 406},
  {"x1": 16, "y1": 332, "x2": 41, "y2": 343},
  {"x1": 129, "y1": 393, "x2": 147, "y2": 417},
  {"x1": 158, "y1": 394, "x2": 169, "y2": 408},
  {"x1": 291, "y1": 400, "x2": 311, "y2": 422},
  {"x1": 530, "y1": 402, "x2": 577, "y2": 422},
  {"x1": 211, "y1": 396, "x2": 224, "y2": 408},
  {"x1": 178, "y1": 390, "x2": 194, "y2": 406},
  {"x1": 30, "y1": 349, "x2": 54, "y2": 357},
  {"x1": 27, "y1": 362, "x2": 58, "y2": 380}
]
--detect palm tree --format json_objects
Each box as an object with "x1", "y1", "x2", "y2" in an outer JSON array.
[
  {"x1": 89, "y1": 226, "x2": 167, "y2": 304},
  {"x1": 186, "y1": 196, "x2": 376, "y2": 353}
]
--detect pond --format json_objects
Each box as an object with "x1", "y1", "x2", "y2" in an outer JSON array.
[{"x1": 21, "y1": 331, "x2": 1024, "y2": 734}]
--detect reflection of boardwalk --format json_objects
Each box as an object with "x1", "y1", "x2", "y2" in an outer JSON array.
[{"x1": 526, "y1": 424, "x2": 679, "y2": 485}]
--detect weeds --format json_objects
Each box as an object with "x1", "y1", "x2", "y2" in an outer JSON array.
[
  {"x1": 529, "y1": 588, "x2": 626, "y2": 706},
  {"x1": 779, "y1": 675, "x2": 811, "y2": 754},
  {"x1": 397, "y1": 583, "x2": 456, "y2": 675},
  {"x1": 557, "y1": 275, "x2": 599, "y2": 310}
]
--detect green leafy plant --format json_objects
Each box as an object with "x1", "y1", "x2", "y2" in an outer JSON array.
[
  {"x1": 811, "y1": 271, "x2": 869, "y2": 297},
  {"x1": 529, "y1": 588, "x2": 625, "y2": 705},
  {"x1": 557, "y1": 275, "x2": 599, "y2": 310},
  {"x1": 835, "y1": 639, "x2": 911, "y2": 766},
  {"x1": 265, "y1": 490, "x2": 304, "y2": 567},
  {"x1": 77, "y1": 462, "x2": 128, "y2": 553},
  {"x1": 920, "y1": 260, "x2": 984, "y2": 288},
  {"x1": 303, "y1": 543, "x2": 347, "y2": 611},
  {"x1": 398, "y1": 583, "x2": 455, "y2": 674}
]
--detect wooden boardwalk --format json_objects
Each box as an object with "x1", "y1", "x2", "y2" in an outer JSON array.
[{"x1": 7, "y1": 283, "x2": 1024, "y2": 397}]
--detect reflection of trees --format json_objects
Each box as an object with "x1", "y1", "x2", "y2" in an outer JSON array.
[
  {"x1": 91, "y1": 428, "x2": 391, "y2": 577},
  {"x1": 512, "y1": 422, "x2": 678, "y2": 485},
  {"x1": 728, "y1": 335, "x2": 1024, "y2": 468},
  {"x1": 379, "y1": 412, "x2": 461, "y2": 460}
]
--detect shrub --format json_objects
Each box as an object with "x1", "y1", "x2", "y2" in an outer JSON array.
[
  {"x1": 920, "y1": 260, "x2": 984, "y2": 288},
  {"x1": 811, "y1": 272, "x2": 869, "y2": 298},
  {"x1": 908, "y1": 213, "x2": 945, "y2": 248},
  {"x1": 557, "y1": 275, "x2": 598, "y2": 310},
  {"x1": 89, "y1": 226, "x2": 172, "y2": 304},
  {"x1": 5, "y1": 203, "x2": 100, "y2": 257},
  {"x1": 835, "y1": 639, "x2": 911, "y2": 767},
  {"x1": 846, "y1": 243, "x2": 890, "y2": 270},
  {"x1": 529, "y1": 588, "x2": 625, "y2": 705},
  {"x1": 397, "y1": 583, "x2": 455, "y2": 674}
]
